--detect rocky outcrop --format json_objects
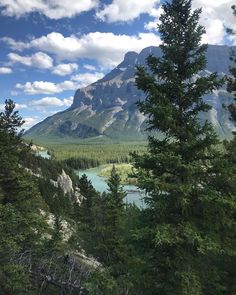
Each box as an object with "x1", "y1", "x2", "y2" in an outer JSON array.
[
  {"x1": 50, "y1": 169, "x2": 84, "y2": 205},
  {"x1": 25, "y1": 45, "x2": 236, "y2": 140}
]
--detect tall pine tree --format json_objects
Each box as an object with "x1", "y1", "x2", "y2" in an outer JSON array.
[
  {"x1": 227, "y1": 5, "x2": 236, "y2": 124},
  {"x1": 0, "y1": 100, "x2": 48, "y2": 294},
  {"x1": 133, "y1": 0, "x2": 235, "y2": 294}
]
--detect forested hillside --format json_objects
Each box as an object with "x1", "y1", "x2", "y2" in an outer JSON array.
[{"x1": 0, "y1": 100, "x2": 145, "y2": 294}]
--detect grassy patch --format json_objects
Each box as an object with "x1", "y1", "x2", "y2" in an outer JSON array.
[{"x1": 99, "y1": 163, "x2": 137, "y2": 185}]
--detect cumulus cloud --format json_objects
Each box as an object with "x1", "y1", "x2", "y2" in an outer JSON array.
[
  {"x1": 63, "y1": 96, "x2": 74, "y2": 106},
  {"x1": 3, "y1": 32, "x2": 161, "y2": 68},
  {"x1": 0, "y1": 0, "x2": 98, "y2": 19},
  {"x1": 192, "y1": 0, "x2": 235, "y2": 45},
  {"x1": 8, "y1": 52, "x2": 53, "y2": 69},
  {"x1": 97, "y1": 0, "x2": 160, "y2": 23},
  {"x1": 8, "y1": 52, "x2": 79, "y2": 75},
  {"x1": 71, "y1": 72, "x2": 104, "y2": 88},
  {"x1": 1, "y1": 37, "x2": 29, "y2": 51},
  {"x1": 0, "y1": 67, "x2": 12, "y2": 74},
  {"x1": 144, "y1": 0, "x2": 235, "y2": 45},
  {"x1": 30, "y1": 96, "x2": 73, "y2": 107},
  {"x1": 15, "y1": 70, "x2": 104, "y2": 95},
  {"x1": 16, "y1": 80, "x2": 79, "y2": 95},
  {"x1": 83, "y1": 64, "x2": 97, "y2": 71},
  {"x1": 144, "y1": 7, "x2": 163, "y2": 31},
  {"x1": 23, "y1": 117, "x2": 41, "y2": 129},
  {"x1": 52, "y1": 63, "x2": 78, "y2": 76},
  {"x1": 30, "y1": 97, "x2": 65, "y2": 107}
]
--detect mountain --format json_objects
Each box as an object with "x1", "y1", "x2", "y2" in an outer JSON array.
[{"x1": 25, "y1": 45, "x2": 235, "y2": 142}]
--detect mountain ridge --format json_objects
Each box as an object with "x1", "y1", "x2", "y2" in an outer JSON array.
[{"x1": 25, "y1": 45, "x2": 235, "y2": 141}]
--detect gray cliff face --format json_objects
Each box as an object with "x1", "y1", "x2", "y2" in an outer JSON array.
[
  {"x1": 51, "y1": 169, "x2": 84, "y2": 205},
  {"x1": 25, "y1": 45, "x2": 235, "y2": 140}
]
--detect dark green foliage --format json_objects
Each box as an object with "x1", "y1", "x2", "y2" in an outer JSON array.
[
  {"x1": 77, "y1": 174, "x2": 98, "y2": 224},
  {"x1": 63, "y1": 156, "x2": 100, "y2": 170},
  {"x1": 75, "y1": 167, "x2": 138, "y2": 293},
  {"x1": 226, "y1": 5, "x2": 236, "y2": 127},
  {"x1": 133, "y1": 1, "x2": 235, "y2": 294},
  {"x1": 74, "y1": 174, "x2": 101, "y2": 254},
  {"x1": 227, "y1": 50, "x2": 236, "y2": 123},
  {"x1": 21, "y1": 150, "x2": 64, "y2": 181},
  {"x1": 0, "y1": 100, "x2": 91, "y2": 294},
  {"x1": 98, "y1": 166, "x2": 127, "y2": 267},
  {"x1": 20, "y1": 149, "x2": 83, "y2": 220},
  {"x1": 0, "y1": 100, "x2": 48, "y2": 294}
]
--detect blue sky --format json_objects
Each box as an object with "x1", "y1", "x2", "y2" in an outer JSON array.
[{"x1": 0, "y1": 0, "x2": 234, "y2": 129}]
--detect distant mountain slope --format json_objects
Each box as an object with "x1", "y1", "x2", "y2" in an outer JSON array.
[{"x1": 25, "y1": 45, "x2": 235, "y2": 141}]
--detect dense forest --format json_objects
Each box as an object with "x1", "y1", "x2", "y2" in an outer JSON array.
[
  {"x1": 43, "y1": 142, "x2": 147, "y2": 170},
  {"x1": 0, "y1": 0, "x2": 235, "y2": 294}
]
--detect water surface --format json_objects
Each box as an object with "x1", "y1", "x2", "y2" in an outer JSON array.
[{"x1": 77, "y1": 166, "x2": 145, "y2": 207}]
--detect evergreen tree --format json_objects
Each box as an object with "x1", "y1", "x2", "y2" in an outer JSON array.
[
  {"x1": 103, "y1": 165, "x2": 126, "y2": 266},
  {"x1": 133, "y1": 0, "x2": 235, "y2": 294},
  {"x1": 0, "y1": 100, "x2": 48, "y2": 294},
  {"x1": 227, "y1": 5, "x2": 236, "y2": 124},
  {"x1": 96, "y1": 166, "x2": 129, "y2": 293},
  {"x1": 78, "y1": 174, "x2": 98, "y2": 226},
  {"x1": 75, "y1": 174, "x2": 101, "y2": 253}
]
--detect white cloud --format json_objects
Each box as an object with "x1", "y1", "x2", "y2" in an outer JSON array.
[
  {"x1": 16, "y1": 80, "x2": 79, "y2": 95},
  {"x1": 71, "y1": 72, "x2": 104, "y2": 88},
  {"x1": 30, "y1": 96, "x2": 70, "y2": 107},
  {"x1": 145, "y1": 1, "x2": 235, "y2": 45},
  {"x1": 15, "y1": 70, "x2": 105, "y2": 96},
  {"x1": 23, "y1": 117, "x2": 40, "y2": 129},
  {"x1": 201, "y1": 19, "x2": 225, "y2": 45},
  {"x1": 83, "y1": 64, "x2": 97, "y2": 71},
  {"x1": 144, "y1": 21, "x2": 158, "y2": 31},
  {"x1": 15, "y1": 103, "x2": 27, "y2": 110},
  {"x1": 0, "y1": 67, "x2": 12, "y2": 74},
  {"x1": 8, "y1": 52, "x2": 79, "y2": 75},
  {"x1": 144, "y1": 7, "x2": 163, "y2": 31},
  {"x1": 16, "y1": 81, "x2": 58, "y2": 95},
  {"x1": 192, "y1": 0, "x2": 234, "y2": 45},
  {"x1": 8, "y1": 52, "x2": 53, "y2": 69},
  {"x1": 1, "y1": 37, "x2": 29, "y2": 51},
  {"x1": 52, "y1": 63, "x2": 78, "y2": 76},
  {"x1": 63, "y1": 96, "x2": 74, "y2": 106},
  {"x1": 29, "y1": 96, "x2": 73, "y2": 108},
  {"x1": 0, "y1": 0, "x2": 98, "y2": 19},
  {"x1": 3, "y1": 32, "x2": 161, "y2": 68},
  {"x1": 97, "y1": 0, "x2": 160, "y2": 23}
]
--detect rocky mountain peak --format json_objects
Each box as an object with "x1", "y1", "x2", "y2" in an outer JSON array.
[{"x1": 25, "y1": 45, "x2": 235, "y2": 141}]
